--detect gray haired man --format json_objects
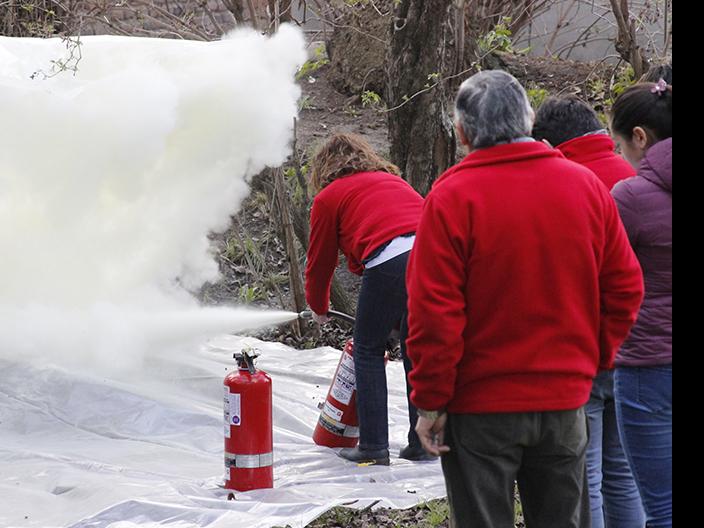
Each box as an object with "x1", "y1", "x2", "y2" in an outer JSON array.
[{"x1": 405, "y1": 70, "x2": 644, "y2": 528}]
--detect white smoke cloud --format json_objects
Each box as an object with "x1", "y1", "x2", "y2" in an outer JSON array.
[{"x1": 0, "y1": 27, "x2": 305, "y2": 371}]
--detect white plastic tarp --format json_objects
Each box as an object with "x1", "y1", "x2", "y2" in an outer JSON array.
[{"x1": 0, "y1": 335, "x2": 446, "y2": 528}]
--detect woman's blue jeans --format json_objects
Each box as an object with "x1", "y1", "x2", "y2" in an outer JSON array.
[
  {"x1": 586, "y1": 370, "x2": 645, "y2": 528},
  {"x1": 615, "y1": 365, "x2": 673, "y2": 528},
  {"x1": 353, "y1": 251, "x2": 419, "y2": 451}
]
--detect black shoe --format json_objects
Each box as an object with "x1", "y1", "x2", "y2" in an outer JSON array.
[
  {"x1": 399, "y1": 444, "x2": 437, "y2": 462},
  {"x1": 338, "y1": 447, "x2": 390, "y2": 466}
]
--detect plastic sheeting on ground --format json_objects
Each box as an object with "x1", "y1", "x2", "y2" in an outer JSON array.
[{"x1": 0, "y1": 335, "x2": 446, "y2": 528}]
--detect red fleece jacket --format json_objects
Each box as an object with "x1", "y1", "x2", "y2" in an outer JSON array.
[
  {"x1": 558, "y1": 134, "x2": 636, "y2": 190},
  {"x1": 305, "y1": 171, "x2": 424, "y2": 315},
  {"x1": 406, "y1": 142, "x2": 643, "y2": 414}
]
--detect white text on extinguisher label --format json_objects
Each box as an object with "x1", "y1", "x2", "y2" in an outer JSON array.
[{"x1": 330, "y1": 354, "x2": 356, "y2": 405}]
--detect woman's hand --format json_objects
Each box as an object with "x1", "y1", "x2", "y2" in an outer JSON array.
[{"x1": 313, "y1": 312, "x2": 330, "y2": 325}]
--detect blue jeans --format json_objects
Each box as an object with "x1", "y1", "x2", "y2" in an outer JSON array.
[
  {"x1": 615, "y1": 365, "x2": 673, "y2": 528},
  {"x1": 586, "y1": 371, "x2": 645, "y2": 528},
  {"x1": 354, "y1": 251, "x2": 419, "y2": 451}
]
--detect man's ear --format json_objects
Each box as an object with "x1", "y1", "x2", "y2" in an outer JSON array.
[{"x1": 455, "y1": 121, "x2": 471, "y2": 148}]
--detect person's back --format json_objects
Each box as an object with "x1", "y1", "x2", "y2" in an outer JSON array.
[
  {"x1": 533, "y1": 96, "x2": 635, "y2": 190},
  {"x1": 313, "y1": 171, "x2": 422, "y2": 275},
  {"x1": 411, "y1": 141, "x2": 638, "y2": 413},
  {"x1": 612, "y1": 138, "x2": 672, "y2": 367},
  {"x1": 558, "y1": 134, "x2": 635, "y2": 190}
]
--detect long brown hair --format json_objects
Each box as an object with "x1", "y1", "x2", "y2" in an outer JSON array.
[{"x1": 308, "y1": 133, "x2": 400, "y2": 195}]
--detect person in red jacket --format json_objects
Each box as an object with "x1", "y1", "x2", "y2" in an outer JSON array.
[
  {"x1": 305, "y1": 133, "x2": 426, "y2": 465},
  {"x1": 406, "y1": 70, "x2": 644, "y2": 528},
  {"x1": 533, "y1": 96, "x2": 636, "y2": 190},
  {"x1": 533, "y1": 96, "x2": 645, "y2": 528}
]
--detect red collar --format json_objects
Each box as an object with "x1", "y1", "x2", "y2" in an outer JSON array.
[
  {"x1": 434, "y1": 141, "x2": 564, "y2": 188},
  {"x1": 558, "y1": 134, "x2": 616, "y2": 163}
]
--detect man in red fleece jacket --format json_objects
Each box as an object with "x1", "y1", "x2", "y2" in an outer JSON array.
[
  {"x1": 406, "y1": 70, "x2": 644, "y2": 528},
  {"x1": 533, "y1": 96, "x2": 646, "y2": 527},
  {"x1": 532, "y1": 95, "x2": 636, "y2": 190}
]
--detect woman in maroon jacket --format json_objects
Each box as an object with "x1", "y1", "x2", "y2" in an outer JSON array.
[
  {"x1": 611, "y1": 81, "x2": 673, "y2": 528},
  {"x1": 305, "y1": 133, "x2": 426, "y2": 465}
]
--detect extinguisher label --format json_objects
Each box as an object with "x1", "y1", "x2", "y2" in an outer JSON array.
[
  {"x1": 224, "y1": 386, "x2": 231, "y2": 438},
  {"x1": 319, "y1": 414, "x2": 345, "y2": 436},
  {"x1": 323, "y1": 401, "x2": 344, "y2": 422},
  {"x1": 341, "y1": 352, "x2": 355, "y2": 372},
  {"x1": 224, "y1": 387, "x2": 242, "y2": 438},
  {"x1": 331, "y1": 353, "x2": 356, "y2": 405},
  {"x1": 229, "y1": 393, "x2": 242, "y2": 427}
]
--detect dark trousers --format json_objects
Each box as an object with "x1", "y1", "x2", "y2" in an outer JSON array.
[
  {"x1": 442, "y1": 408, "x2": 591, "y2": 528},
  {"x1": 354, "y1": 251, "x2": 419, "y2": 450}
]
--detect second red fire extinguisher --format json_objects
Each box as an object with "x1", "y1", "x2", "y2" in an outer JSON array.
[
  {"x1": 301, "y1": 310, "x2": 395, "y2": 449},
  {"x1": 224, "y1": 347, "x2": 274, "y2": 492},
  {"x1": 313, "y1": 338, "x2": 360, "y2": 448},
  {"x1": 299, "y1": 310, "x2": 361, "y2": 448}
]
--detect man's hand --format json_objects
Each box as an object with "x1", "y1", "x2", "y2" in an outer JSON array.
[
  {"x1": 415, "y1": 412, "x2": 450, "y2": 457},
  {"x1": 312, "y1": 312, "x2": 330, "y2": 325}
]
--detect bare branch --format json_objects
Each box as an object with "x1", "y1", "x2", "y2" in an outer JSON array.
[{"x1": 199, "y1": 0, "x2": 225, "y2": 36}]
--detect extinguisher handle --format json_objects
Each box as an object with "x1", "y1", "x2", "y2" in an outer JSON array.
[
  {"x1": 299, "y1": 310, "x2": 355, "y2": 325},
  {"x1": 234, "y1": 349, "x2": 259, "y2": 374}
]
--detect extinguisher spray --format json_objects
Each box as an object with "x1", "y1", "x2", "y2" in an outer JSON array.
[{"x1": 224, "y1": 347, "x2": 273, "y2": 491}]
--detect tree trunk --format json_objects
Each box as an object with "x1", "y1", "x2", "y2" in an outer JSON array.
[
  {"x1": 273, "y1": 167, "x2": 306, "y2": 335},
  {"x1": 268, "y1": 0, "x2": 293, "y2": 25},
  {"x1": 609, "y1": 0, "x2": 649, "y2": 79},
  {"x1": 223, "y1": 0, "x2": 246, "y2": 25},
  {"x1": 387, "y1": 0, "x2": 457, "y2": 196}
]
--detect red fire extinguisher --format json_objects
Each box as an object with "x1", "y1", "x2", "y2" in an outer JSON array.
[
  {"x1": 224, "y1": 348, "x2": 273, "y2": 492},
  {"x1": 313, "y1": 338, "x2": 360, "y2": 448},
  {"x1": 301, "y1": 310, "x2": 394, "y2": 449}
]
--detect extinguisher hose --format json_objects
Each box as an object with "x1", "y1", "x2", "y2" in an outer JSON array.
[
  {"x1": 299, "y1": 310, "x2": 355, "y2": 325},
  {"x1": 300, "y1": 310, "x2": 400, "y2": 355}
]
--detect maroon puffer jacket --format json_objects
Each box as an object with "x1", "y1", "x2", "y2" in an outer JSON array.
[{"x1": 612, "y1": 138, "x2": 672, "y2": 366}]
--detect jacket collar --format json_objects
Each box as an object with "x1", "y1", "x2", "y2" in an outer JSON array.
[
  {"x1": 557, "y1": 134, "x2": 617, "y2": 163},
  {"x1": 434, "y1": 141, "x2": 564, "y2": 188}
]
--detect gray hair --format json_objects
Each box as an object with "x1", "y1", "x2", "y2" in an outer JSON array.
[{"x1": 455, "y1": 70, "x2": 534, "y2": 149}]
